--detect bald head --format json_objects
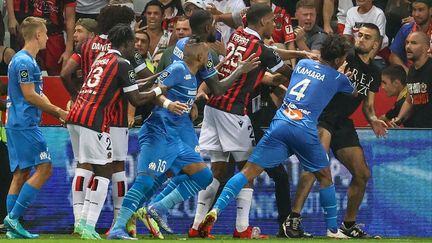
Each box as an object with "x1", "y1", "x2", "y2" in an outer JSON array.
[
  {"x1": 408, "y1": 31, "x2": 430, "y2": 45},
  {"x1": 406, "y1": 31, "x2": 430, "y2": 62}
]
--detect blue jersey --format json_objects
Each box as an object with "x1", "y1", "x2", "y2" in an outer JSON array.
[
  {"x1": 6, "y1": 50, "x2": 43, "y2": 129},
  {"x1": 172, "y1": 37, "x2": 217, "y2": 82},
  {"x1": 275, "y1": 59, "x2": 354, "y2": 129},
  {"x1": 149, "y1": 61, "x2": 197, "y2": 129}
]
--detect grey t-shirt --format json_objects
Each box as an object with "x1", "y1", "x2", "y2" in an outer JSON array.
[
  {"x1": 306, "y1": 25, "x2": 327, "y2": 51},
  {"x1": 76, "y1": 0, "x2": 108, "y2": 14}
]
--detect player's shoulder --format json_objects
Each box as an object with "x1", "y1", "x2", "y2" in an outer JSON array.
[
  {"x1": 176, "y1": 37, "x2": 190, "y2": 47},
  {"x1": 12, "y1": 51, "x2": 35, "y2": 68}
]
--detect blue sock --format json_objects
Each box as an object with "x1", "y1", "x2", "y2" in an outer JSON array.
[
  {"x1": 139, "y1": 174, "x2": 167, "y2": 206},
  {"x1": 113, "y1": 175, "x2": 153, "y2": 230},
  {"x1": 6, "y1": 194, "x2": 18, "y2": 214},
  {"x1": 214, "y1": 172, "x2": 248, "y2": 212},
  {"x1": 152, "y1": 168, "x2": 212, "y2": 212},
  {"x1": 150, "y1": 174, "x2": 188, "y2": 204},
  {"x1": 10, "y1": 183, "x2": 39, "y2": 220},
  {"x1": 319, "y1": 184, "x2": 338, "y2": 232}
]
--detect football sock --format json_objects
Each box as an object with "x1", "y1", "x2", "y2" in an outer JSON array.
[
  {"x1": 319, "y1": 184, "x2": 338, "y2": 232},
  {"x1": 139, "y1": 174, "x2": 167, "y2": 207},
  {"x1": 113, "y1": 175, "x2": 154, "y2": 230},
  {"x1": 9, "y1": 183, "x2": 39, "y2": 220},
  {"x1": 152, "y1": 168, "x2": 212, "y2": 212},
  {"x1": 111, "y1": 171, "x2": 127, "y2": 220},
  {"x1": 214, "y1": 172, "x2": 248, "y2": 213},
  {"x1": 236, "y1": 188, "x2": 253, "y2": 232},
  {"x1": 86, "y1": 176, "x2": 110, "y2": 228},
  {"x1": 6, "y1": 194, "x2": 18, "y2": 213},
  {"x1": 192, "y1": 178, "x2": 220, "y2": 229},
  {"x1": 72, "y1": 168, "x2": 93, "y2": 225},
  {"x1": 151, "y1": 174, "x2": 188, "y2": 204},
  {"x1": 78, "y1": 175, "x2": 94, "y2": 226}
]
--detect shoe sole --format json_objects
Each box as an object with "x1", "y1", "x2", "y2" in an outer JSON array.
[
  {"x1": 148, "y1": 208, "x2": 173, "y2": 234},
  {"x1": 198, "y1": 212, "x2": 216, "y2": 238},
  {"x1": 143, "y1": 214, "x2": 164, "y2": 239}
]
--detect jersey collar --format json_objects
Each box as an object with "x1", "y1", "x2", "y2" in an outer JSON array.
[
  {"x1": 107, "y1": 49, "x2": 122, "y2": 56},
  {"x1": 99, "y1": 34, "x2": 108, "y2": 39},
  {"x1": 244, "y1": 27, "x2": 261, "y2": 40}
]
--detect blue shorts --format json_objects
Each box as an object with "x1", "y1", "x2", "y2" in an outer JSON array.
[
  {"x1": 137, "y1": 123, "x2": 202, "y2": 177},
  {"x1": 249, "y1": 119, "x2": 329, "y2": 172},
  {"x1": 6, "y1": 127, "x2": 51, "y2": 172}
]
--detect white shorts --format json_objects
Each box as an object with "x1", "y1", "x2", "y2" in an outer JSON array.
[
  {"x1": 67, "y1": 124, "x2": 113, "y2": 165},
  {"x1": 199, "y1": 105, "x2": 255, "y2": 154},
  {"x1": 110, "y1": 127, "x2": 129, "y2": 161}
]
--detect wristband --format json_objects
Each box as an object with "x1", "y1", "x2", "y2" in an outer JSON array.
[
  {"x1": 163, "y1": 99, "x2": 172, "y2": 109},
  {"x1": 153, "y1": 87, "x2": 162, "y2": 96}
]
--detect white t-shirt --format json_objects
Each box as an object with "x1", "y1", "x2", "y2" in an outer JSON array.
[
  {"x1": 343, "y1": 6, "x2": 389, "y2": 49},
  {"x1": 204, "y1": 0, "x2": 246, "y2": 46},
  {"x1": 337, "y1": 0, "x2": 354, "y2": 24},
  {"x1": 76, "y1": 0, "x2": 109, "y2": 15}
]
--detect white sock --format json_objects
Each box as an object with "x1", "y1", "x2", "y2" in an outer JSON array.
[
  {"x1": 72, "y1": 168, "x2": 94, "y2": 226},
  {"x1": 111, "y1": 171, "x2": 127, "y2": 220},
  {"x1": 79, "y1": 174, "x2": 95, "y2": 226},
  {"x1": 192, "y1": 178, "x2": 220, "y2": 230},
  {"x1": 86, "y1": 176, "x2": 110, "y2": 228},
  {"x1": 236, "y1": 188, "x2": 253, "y2": 232}
]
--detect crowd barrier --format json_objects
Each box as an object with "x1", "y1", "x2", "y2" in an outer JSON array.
[
  {"x1": 20, "y1": 127, "x2": 432, "y2": 237},
  {"x1": 0, "y1": 76, "x2": 397, "y2": 127}
]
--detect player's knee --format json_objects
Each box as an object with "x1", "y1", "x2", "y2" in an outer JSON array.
[
  {"x1": 353, "y1": 167, "x2": 370, "y2": 184},
  {"x1": 191, "y1": 167, "x2": 213, "y2": 189},
  {"x1": 134, "y1": 175, "x2": 154, "y2": 191},
  {"x1": 36, "y1": 163, "x2": 53, "y2": 179}
]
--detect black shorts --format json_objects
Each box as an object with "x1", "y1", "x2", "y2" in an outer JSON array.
[{"x1": 318, "y1": 116, "x2": 361, "y2": 152}]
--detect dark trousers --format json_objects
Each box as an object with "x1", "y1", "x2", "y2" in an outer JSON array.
[{"x1": 0, "y1": 142, "x2": 12, "y2": 220}]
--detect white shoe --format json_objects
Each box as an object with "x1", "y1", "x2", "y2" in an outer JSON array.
[{"x1": 327, "y1": 229, "x2": 350, "y2": 239}]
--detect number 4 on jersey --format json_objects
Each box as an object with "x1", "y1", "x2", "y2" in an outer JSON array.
[{"x1": 289, "y1": 78, "x2": 311, "y2": 101}]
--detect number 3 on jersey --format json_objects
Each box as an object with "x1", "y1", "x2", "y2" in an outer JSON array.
[{"x1": 289, "y1": 78, "x2": 310, "y2": 101}]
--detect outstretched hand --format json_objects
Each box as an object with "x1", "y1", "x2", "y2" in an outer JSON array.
[
  {"x1": 237, "y1": 54, "x2": 261, "y2": 73},
  {"x1": 371, "y1": 118, "x2": 388, "y2": 138}
]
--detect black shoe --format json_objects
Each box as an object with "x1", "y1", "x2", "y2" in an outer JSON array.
[
  {"x1": 340, "y1": 223, "x2": 372, "y2": 238},
  {"x1": 281, "y1": 216, "x2": 313, "y2": 238}
]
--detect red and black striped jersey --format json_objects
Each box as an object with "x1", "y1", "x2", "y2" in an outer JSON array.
[
  {"x1": 67, "y1": 50, "x2": 138, "y2": 133},
  {"x1": 207, "y1": 27, "x2": 284, "y2": 115}
]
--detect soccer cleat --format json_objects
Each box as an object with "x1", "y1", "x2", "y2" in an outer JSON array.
[
  {"x1": 73, "y1": 220, "x2": 85, "y2": 235},
  {"x1": 126, "y1": 214, "x2": 137, "y2": 238},
  {"x1": 147, "y1": 205, "x2": 173, "y2": 234},
  {"x1": 6, "y1": 230, "x2": 24, "y2": 239},
  {"x1": 188, "y1": 226, "x2": 214, "y2": 239},
  {"x1": 4, "y1": 215, "x2": 39, "y2": 239},
  {"x1": 282, "y1": 216, "x2": 313, "y2": 238},
  {"x1": 233, "y1": 226, "x2": 269, "y2": 239},
  {"x1": 107, "y1": 228, "x2": 138, "y2": 240},
  {"x1": 340, "y1": 223, "x2": 373, "y2": 238},
  {"x1": 81, "y1": 225, "x2": 102, "y2": 240},
  {"x1": 327, "y1": 229, "x2": 350, "y2": 239},
  {"x1": 198, "y1": 209, "x2": 218, "y2": 238},
  {"x1": 136, "y1": 207, "x2": 164, "y2": 239}
]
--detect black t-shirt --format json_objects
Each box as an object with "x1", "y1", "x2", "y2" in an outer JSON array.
[
  {"x1": 405, "y1": 58, "x2": 432, "y2": 128},
  {"x1": 320, "y1": 52, "x2": 381, "y2": 122}
]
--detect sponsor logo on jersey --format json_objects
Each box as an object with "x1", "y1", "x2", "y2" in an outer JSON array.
[
  {"x1": 157, "y1": 71, "x2": 170, "y2": 83},
  {"x1": 148, "y1": 162, "x2": 157, "y2": 170},
  {"x1": 128, "y1": 70, "x2": 136, "y2": 82},
  {"x1": 206, "y1": 60, "x2": 213, "y2": 68},
  {"x1": 184, "y1": 74, "x2": 191, "y2": 80},
  {"x1": 19, "y1": 70, "x2": 29, "y2": 82}
]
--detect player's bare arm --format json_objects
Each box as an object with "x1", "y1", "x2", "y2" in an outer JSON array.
[
  {"x1": 362, "y1": 91, "x2": 388, "y2": 137},
  {"x1": 275, "y1": 49, "x2": 319, "y2": 61},
  {"x1": 205, "y1": 54, "x2": 260, "y2": 96},
  {"x1": 21, "y1": 83, "x2": 68, "y2": 121},
  {"x1": 126, "y1": 85, "x2": 167, "y2": 107},
  {"x1": 60, "y1": 58, "x2": 81, "y2": 100}
]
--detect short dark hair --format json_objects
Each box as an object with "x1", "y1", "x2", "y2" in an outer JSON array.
[
  {"x1": 97, "y1": 5, "x2": 135, "y2": 34},
  {"x1": 108, "y1": 24, "x2": 135, "y2": 49},
  {"x1": 360, "y1": 23, "x2": 381, "y2": 41},
  {"x1": 413, "y1": 0, "x2": 432, "y2": 8},
  {"x1": 189, "y1": 9, "x2": 212, "y2": 35},
  {"x1": 246, "y1": 4, "x2": 273, "y2": 25},
  {"x1": 143, "y1": 0, "x2": 164, "y2": 15},
  {"x1": 320, "y1": 34, "x2": 352, "y2": 63},
  {"x1": 296, "y1": 0, "x2": 316, "y2": 10},
  {"x1": 382, "y1": 65, "x2": 407, "y2": 85}
]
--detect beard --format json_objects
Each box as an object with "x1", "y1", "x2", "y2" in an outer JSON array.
[{"x1": 354, "y1": 46, "x2": 369, "y2": 55}]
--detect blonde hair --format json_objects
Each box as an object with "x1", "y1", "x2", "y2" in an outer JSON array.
[{"x1": 20, "y1": 17, "x2": 47, "y2": 41}]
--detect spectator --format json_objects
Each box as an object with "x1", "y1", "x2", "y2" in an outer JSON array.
[
  {"x1": 142, "y1": 0, "x2": 174, "y2": 61},
  {"x1": 6, "y1": 0, "x2": 76, "y2": 76},
  {"x1": 294, "y1": 0, "x2": 327, "y2": 55},
  {"x1": 389, "y1": 0, "x2": 432, "y2": 72},
  {"x1": 184, "y1": 0, "x2": 207, "y2": 17},
  {"x1": 160, "y1": 0, "x2": 185, "y2": 31},
  {"x1": 385, "y1": 0, "x2": 412, "y2": 43},
  {"x1": 393, "y1": 31, "x2": 432, "y2": 128},
  {"x1": 0, "y1": 11, "x2": 15, "y2": 76},
  {"x1": 380, "y1": 64, "x2": 414, "y2": 127},
  {"x1": 76, "y1": 0, "x2": 108, "y2": 20},
  {"x1": 343, "y1": 0, "x2": 389, "y2": 68}
]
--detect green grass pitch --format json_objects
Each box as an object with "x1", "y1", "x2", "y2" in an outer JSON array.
[{"x1": 0, "y1": 234, "x2": 431, "y2": 243}]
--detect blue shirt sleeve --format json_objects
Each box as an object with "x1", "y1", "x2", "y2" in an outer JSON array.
[
  {"x1": 390, "y1": 23, "x2": 413, "y2": 62},
  {"x1": 16, "y1": 59, "x2": 38, "y2": 84},
  {"x1": 336, "y1": 73, "x2": 355, "y2": 94},
  {"x1": 196, "y1": 53, "x2": 217, "y2": 81}
]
